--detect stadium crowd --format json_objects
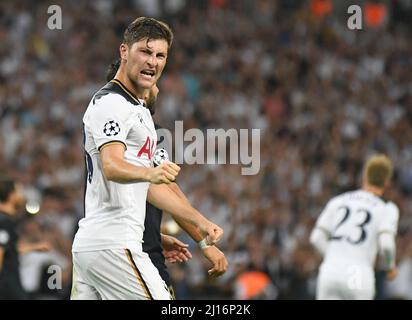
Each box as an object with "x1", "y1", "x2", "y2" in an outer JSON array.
[{"x1": 0, "y1": 0, "x2": 412, "y2": 299}]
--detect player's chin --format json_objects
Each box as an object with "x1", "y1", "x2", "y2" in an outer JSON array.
[{"x1": 137, "y1": 75, "x2": 156, "y2": 89}]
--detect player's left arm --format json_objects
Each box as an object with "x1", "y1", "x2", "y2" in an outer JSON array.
[
  {"x1": 164, "y1": 183, "x2": 229, "y2": 276},
  {"x1": 147, "y1": 183, "x2": 223, "y2": 245},
  {"x1": 166, "y1": 183, "x2": 203, "y2": 240},
  {"x1": 378, "y1": 202, "x2": 400, "y2": 280}
]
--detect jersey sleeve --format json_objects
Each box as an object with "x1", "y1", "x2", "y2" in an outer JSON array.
[
  {"x1": 86, "y1": 94, "x2": 135, "y2": 151},
  {"x1": 315, "y1": 198, "x2": 337, "y2": 236},
  {"x1": 378, "y1": 201, "x2": 399, "y2": 235}
]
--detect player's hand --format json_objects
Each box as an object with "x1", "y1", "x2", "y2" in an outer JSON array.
[
  {"x1": 150, "y1": 84, "x2": 159, "y2": 100},
  {"x1": 199, "y1": 221, "x2": 224, "y2": 246},
  {"x1": 147, "y1": 162, "x2": 180, "y2": 184},
  {"x1": 143, "y1": 84, "x2": 159, "y2": 107},
  {"x1": 143, "y1": 84, "x2": 159, "y2": 101},
  {"x1": 386, "y1": 268, "x2": 398, "y2": 281},
  {"x1": 161, "y1": 234, "x2": 192, "y2": 263},
  {"x1": 201, "y1": 246, "x2": 228, "y2": 277},
  {"x1": 163, "y1": 249, "x2": 192, "y2": 264}
]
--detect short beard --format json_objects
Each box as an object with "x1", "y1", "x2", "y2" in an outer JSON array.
[
  {"x1": 125, "y1": 69, "x2": 156, "y2": 115},
  {"x1": 127, "y1": 70, "x2": 140, "y2": 91}
]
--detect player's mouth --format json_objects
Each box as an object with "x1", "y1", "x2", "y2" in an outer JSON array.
[{"x1": 140, "y1": 69, "x2": 156, "y2": 80}]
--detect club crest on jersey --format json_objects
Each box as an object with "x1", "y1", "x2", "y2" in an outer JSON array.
[
  {"x1": 137, "y1": 136, "x2": 156, "y2": 160},
  {"x1": 103, "y1": 120, "x2": 120, "y2": 136}
]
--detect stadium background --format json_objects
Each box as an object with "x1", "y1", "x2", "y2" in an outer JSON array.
[{"x1": 0, "y1": 0, "x2": 411, "y2": 299}]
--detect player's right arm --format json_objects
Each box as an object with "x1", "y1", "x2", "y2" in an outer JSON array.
[
  {"x1": 87, "y1": 95, "x2": 180, "y2": 184},
  {"x1": 310, "y1": 199, "x2": 335, "y2": 256},
  {"x1": 309, "y1": 228, "x2": 329, "y2": 257},
  {"x1": 100, "y1": 143, "x2": 180, "y2": 184}
]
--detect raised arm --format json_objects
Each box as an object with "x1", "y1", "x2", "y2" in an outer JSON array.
[{"x1": 100, "y1": 143, "x2": 180, "y2": 184}]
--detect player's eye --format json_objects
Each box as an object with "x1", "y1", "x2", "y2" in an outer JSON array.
[{"x1": 141, "y1": 49, "x2": 152, "y2": 55}]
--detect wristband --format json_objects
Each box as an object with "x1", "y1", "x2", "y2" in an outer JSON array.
[{"x1": 198, "y1": 238, "x2": 211, "y2": 250}]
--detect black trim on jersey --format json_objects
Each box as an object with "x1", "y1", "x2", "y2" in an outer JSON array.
[
  {"x1": 82, "y1": 126, "x2": 87, "y2": 218},
  {"x1": 168, "y1": 285, "x2": 176, "y2": 300},
  {"x1": 97, "y1": 140, "x2": 127, "y2": 152},
  {"x1": 92, "y1": 80, "x2": 144, "y2": 107},
  {"x1": 92, "y1": 91, "x2": 109, "y2": 105},
  {"x1": 111, "y1": 79, "x2": 156, "y2": 115},
  {"x1": 110, "y1": 79, "x2": 143, "y2": 105},
  {"x1": 82, "y1": 161, "x2": 87, "y2": 219},
  {"x1": 125, "y1": 249, "x2": 154, "y2": 300}
]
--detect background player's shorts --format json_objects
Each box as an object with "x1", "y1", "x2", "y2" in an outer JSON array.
[
  {"x1": 316, "y1": 262, "x2": 375, "y2": 300},
  {"x1": 71, "y1": 249, "x2": 172, "y2": 300}
]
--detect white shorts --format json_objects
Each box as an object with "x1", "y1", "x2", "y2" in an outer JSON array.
[
  {"x1": 71, "y1": 249, "x2": 172, "y2": 300},
  {"x1": 316, "y1": 262, "x2": 375, "y2": 300}
]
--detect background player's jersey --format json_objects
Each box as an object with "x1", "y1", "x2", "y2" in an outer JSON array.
[
  {"x1": 0, "y1": 212, "x2": 26, "y2": 299},
  {"x1": 314, "y1": 189, "x2": 399, "y2": 268},
  {"x1": 143, "y1": 125, "x2": 172, "y2": 286},
  {"x1": 72, "y1": 80, "x2": 157, "y2": 252}
]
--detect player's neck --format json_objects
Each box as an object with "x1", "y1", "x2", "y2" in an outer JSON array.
[
  {"x1": 0, "y1": 203, "x2": 16, "y2": 216},
  {"x1": 114, "y1": 71, "x2": 146, "y2": 100},
  {"x1": 362, "y1": 184, "x2": 384, "y2": 197}
]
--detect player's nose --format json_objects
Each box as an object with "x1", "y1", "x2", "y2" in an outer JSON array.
[{"x1": 147, "y1": 55, "x2": 157, "y2": 68}]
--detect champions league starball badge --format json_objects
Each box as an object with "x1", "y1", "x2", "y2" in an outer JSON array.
[
  {"x1": 103, "y1": 120, "x2": 121, "y2": 136},
  {"x1": 153, "y1": 148, "x2": 169, "y2": 167}
]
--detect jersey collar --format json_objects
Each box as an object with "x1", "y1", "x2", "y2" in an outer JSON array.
[{"x1": 110, "y1": 79, "x2": 146, "y2": 107}]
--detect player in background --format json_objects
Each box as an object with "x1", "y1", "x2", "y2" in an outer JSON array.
[
  {"x1": 71, "y1": 17, "x2": 223, "y2": 300},
  {"x1": 104, "y1": 61, "x2": 228, "y2": 299},
  {"x1": 0, "y1": 175, "x2": 52, "y2": 299},
  {"x1": 310, "y1": 154, "x2": 399, "y2": 300}
]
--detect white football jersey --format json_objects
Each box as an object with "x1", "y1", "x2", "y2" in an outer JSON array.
[
  {"x1": 314, "y1": 189, "x2": 399, "y2": 268},
  {"x1": 72, "y1": 79, "x2": 157, "y2": 252}
]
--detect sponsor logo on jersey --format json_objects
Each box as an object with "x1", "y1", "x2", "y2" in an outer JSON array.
[{"x1": 137, "y1": 136, "x2": 156, "y2": 160}]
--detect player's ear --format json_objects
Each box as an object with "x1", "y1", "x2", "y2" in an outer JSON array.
[{"x1": 119, "y1": 43, "x2": 128, "y2": 61}]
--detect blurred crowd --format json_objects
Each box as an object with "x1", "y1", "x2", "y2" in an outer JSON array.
[{"x1": 0, "y1": 0, "x2": 412, "y2": 299}]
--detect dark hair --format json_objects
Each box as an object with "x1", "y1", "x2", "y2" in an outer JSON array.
[
  {"x1": 106, "y1": 58, "x2": 121, "y2": 82},
  {"x1": 0, "y1": 175, "x2": 15, "y2": 203},
  {"x1": 123, "y1": 17, "x2": 173, "y2": 49}
]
